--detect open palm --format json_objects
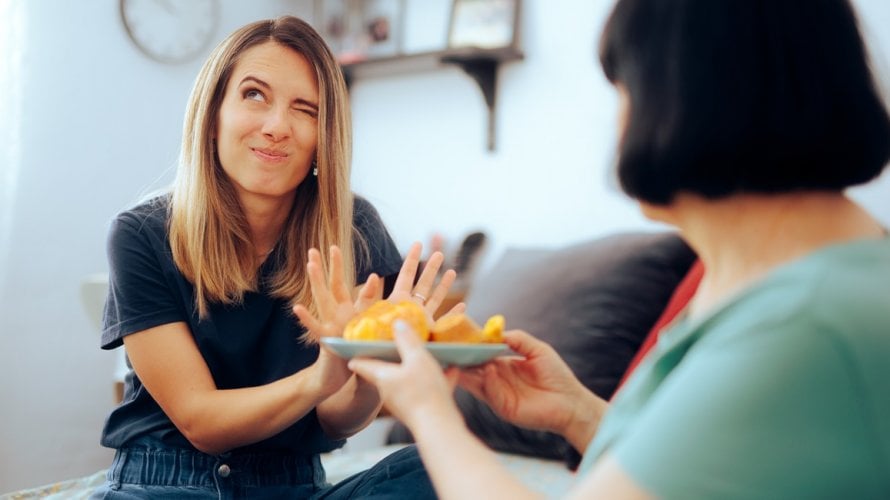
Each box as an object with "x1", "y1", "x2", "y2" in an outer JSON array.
[{"x1": 294, "y1": 242, "x2": 464, "y2": 342}]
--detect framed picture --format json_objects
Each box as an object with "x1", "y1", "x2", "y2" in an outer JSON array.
[
  {"x1": 447, "y1": 0, "x2": 520, "y2": 50},
  {"x1": 315, "y1": 0, "x2": 404, "y2": 63}
]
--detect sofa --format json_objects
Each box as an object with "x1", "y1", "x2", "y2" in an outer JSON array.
[{"x1": 387, "y1": 230, "x2": 698, "y2": 469}]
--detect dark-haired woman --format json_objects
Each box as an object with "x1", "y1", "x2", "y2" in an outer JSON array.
[{"x1": 331, "y1": 0, "x2": 890, "y2": 498}]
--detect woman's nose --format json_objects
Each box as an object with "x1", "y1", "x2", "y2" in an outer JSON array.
[{"x1": 261, "y1": 107, "x2": 291, "y2": 141}]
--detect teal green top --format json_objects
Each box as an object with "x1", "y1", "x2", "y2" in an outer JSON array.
[{"x1": 580, "y1": 237, "x2": 890, "y2": 499}]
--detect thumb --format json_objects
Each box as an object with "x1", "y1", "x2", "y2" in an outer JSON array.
[
  {"x1": 348, "y1": 357, "x2": 393, "y2": 385},
  {"x1": 392, "y1": 320, "x2": 424, "y2": 357}
]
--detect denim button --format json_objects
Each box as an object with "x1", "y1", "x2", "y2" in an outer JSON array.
[{"x1": 218, "y1": 464, "x2": 231, "y2": 477}]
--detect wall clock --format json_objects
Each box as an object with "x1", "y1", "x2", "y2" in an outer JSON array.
[{"x1": 120, "y1": 0, "x2": 220, "y2": 64}]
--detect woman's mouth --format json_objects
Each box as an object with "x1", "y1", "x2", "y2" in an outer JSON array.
[{"x1": 252, "y1": 147, "x2": 288, "y2": 162}]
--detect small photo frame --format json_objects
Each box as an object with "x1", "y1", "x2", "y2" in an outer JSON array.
[
  {"x1": 448, "y1": 0, "x2": 519, "y2": 50},
  {"x1": 316, "y1": 0, "x2": 404, "y2": 63}
]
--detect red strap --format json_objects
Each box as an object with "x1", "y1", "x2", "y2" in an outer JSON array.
[{"x1": 615, "y1": 259, "x2": 704, "y2": 393}]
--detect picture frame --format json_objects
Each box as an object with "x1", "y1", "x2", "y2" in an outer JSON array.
[
  {"x1": 447, "y1": 0, "x2": 520, "y2": 50},
  {"x1": 315, "y1": 0, "x2": 405, "y2": 63}
]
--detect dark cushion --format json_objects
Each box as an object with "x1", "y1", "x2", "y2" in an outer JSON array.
[{"x1": 386, "y1": 231, "x2": 697, "y2": 468}]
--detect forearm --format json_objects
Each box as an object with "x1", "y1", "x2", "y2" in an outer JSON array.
[
  {"x1": 317, "y1": 375, "x2": 382, "y2": 439},
  {"x1": 410, "y1": 404, "x2": 542, "y2": 500},
  {"x1": 180, "y1": 365, "x2": 331, "y2": 455}
]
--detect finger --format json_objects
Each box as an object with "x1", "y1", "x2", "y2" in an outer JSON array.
[
  {"x1": 293, "y1": 304, "x2": 325, "y2": 338},
  {"x1": 443, "y1": 366, "x2": 461, "y2": 390},
  {"x1": 424, "y1": 268, "x2": 456, "y2": 315},
  {"x1": 502, "y1": 329, "x2": 546, "y2": 358},
  {"x1": 391, "y1": 242, "x2": 423, "y2": 295},
  {"x1": 456, "y1": 368, "x2": 488, "y2": 400},
  {"x1": 327, "y1": 246, "x2": 351, "y2": 304},
  {"x1": 412, "y1": 251, "x2": 445, "y2": 301},
  {"x1": 444, "y1": 301, "x2": 467, "y2": 316},
  {"x1": 356, "y1": 274, "x2": 380, "y2": 311},
  {"x1": 306, "y1": 249, "x2": 336, "y2": 319},
  {"x1": 348, "y1": 357, "x2": 395, "y2": 385}
]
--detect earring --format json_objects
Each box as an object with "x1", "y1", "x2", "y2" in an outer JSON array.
[{"x1": 312, "y1": 159, "x2": 318, "y2": 177}]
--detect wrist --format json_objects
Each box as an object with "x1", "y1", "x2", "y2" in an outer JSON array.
[
  {"x1": 304, "y1": 362, "x2": 339, "y2": 403},
  {"x1": 402, "y1": 397, "x2": 464, "y2": 437},
  {"x1": 561, "y1": 390, "x2": 606, "y2": 454}
]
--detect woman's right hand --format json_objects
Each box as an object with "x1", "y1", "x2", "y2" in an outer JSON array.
[{"x1": 457, "y1": 329, "x2": 606, "y2": 450}]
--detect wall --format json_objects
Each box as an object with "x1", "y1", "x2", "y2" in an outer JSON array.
[
  {"x1": 0, "y1": 0, "x2": 313, "y2": 491},
  {"x1": 1, "y1": 0, "x2": 888, "y2": 492},
  {"x1": 352, "y1": 0, "x2": 890, "y2": 263}
]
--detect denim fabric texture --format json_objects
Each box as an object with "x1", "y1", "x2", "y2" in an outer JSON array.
[{"x1": 89, "y1": 440, "x2": 435, "y2": 499}]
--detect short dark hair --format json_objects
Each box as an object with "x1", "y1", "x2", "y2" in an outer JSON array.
[{"x1": 599, "y1": 0, "x2": 890, "y2": 204}]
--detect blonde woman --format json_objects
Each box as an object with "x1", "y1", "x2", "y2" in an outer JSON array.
[{"x1": 92, "y1": 16, "x2": 448, "y2": 499}]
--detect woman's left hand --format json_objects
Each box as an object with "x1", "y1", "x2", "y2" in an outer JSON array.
[{"x1": 387, "y1": 241, "x2": 463, "y2": 319}]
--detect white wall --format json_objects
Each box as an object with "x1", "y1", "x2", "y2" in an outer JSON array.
[
  {"x1": 1, "y1": 0, "x2": 888, "y2": 492},
  {"x1": 0, "y1": 0, "x2": 313, "y2": 492}
]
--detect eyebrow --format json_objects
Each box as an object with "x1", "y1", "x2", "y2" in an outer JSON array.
[{"x1": 238, "y1": 75, "x2": 319, "y2": 110}]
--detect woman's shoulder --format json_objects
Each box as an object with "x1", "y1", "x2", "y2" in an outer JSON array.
[
  {"x1": 352, "y1": 193, "x2": 380, "y2": 218},
  {"x1": 112, "y1": 193, "x2": 171, "y2": 234},
  {"x1": 351, "y1": 194, "x2": 389, "y2": 232},
  {"x1": 699, "y1": 237, "x2": 890, "y2": 347},
  {"x1": 774, "y1": 236, "x2": 890, "y2": 311}
]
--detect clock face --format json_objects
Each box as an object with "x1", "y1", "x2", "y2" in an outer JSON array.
[{"x1": 120, "y1": 0, "x2": 220, "y2": 64}]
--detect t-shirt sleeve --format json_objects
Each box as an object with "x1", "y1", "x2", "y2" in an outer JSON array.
[
  {"x1": 352, "y1": 195, "x2": 402, "y2": 282},
  {"x1": 609, "y1": 318, "x2": 873, "y2": 498},
  {"x1": 101, "y1": 211, "x2": 188, "y2": 350}
]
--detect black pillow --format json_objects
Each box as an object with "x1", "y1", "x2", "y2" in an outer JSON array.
[{"x1": 386, "y1": 232, "x2": 697, "y2": 469}]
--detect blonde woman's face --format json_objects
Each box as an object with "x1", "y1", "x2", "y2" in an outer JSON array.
[{"x1": 216, "y1": 41, "x2": 319, "y2": 206}]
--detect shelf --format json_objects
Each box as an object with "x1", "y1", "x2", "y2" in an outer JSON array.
[{"x1": 341, "y1": 46, "x2": 524, "y2": 151}]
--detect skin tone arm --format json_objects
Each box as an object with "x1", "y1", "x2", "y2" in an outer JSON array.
[
  {"x1": 294, "y1": 242, "x2": 464, "y2": 439},
  {"x1": 348, "y1": 326, "x2": 652, "y2": 499},
  {"x1": 124, "y1": 322, "x2": 343, "y2": 456},
  {"x1": 123, "y1": 243, "x2": 454, "y2": 455}
]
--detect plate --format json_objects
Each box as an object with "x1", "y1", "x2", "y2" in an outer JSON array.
[{"x1": 321, "y1": 338, "x2": 517, "y2": 367}]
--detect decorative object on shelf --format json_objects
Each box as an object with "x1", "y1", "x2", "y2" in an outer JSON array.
[
  {"x1": 316, "y1": 0, "x2": 405, "y2": 64},
  {"x1": 448, "y1": 0, "x2": 520, "y2": 50},
  {"x1": 119, "y1": 0, "x2": 219, "y2": 64},
  {"x1": 335, "y1": 0, "x2": 522, "y2": 151}
]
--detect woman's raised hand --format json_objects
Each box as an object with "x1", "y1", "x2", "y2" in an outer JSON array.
[
  {"x1": 293, "y1": 242, "x2": 464, "y2": 341},
  {"x1": 293, "y1": 246, "x2": 378, "y2": 341},
  {"x1": 388, "y1": 242, "x2": 464, "y2": 320}
]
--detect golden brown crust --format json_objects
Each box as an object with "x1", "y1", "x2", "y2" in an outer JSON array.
[
  {"x1": 431, "y1": 314, "x2": 485, "y2": 343},
  {"x1": 342, "y1": 300, "x2": 505, "y2": 343},
  {"x1": 343, "y1": 301, "x2": 430, "y2": 341}
]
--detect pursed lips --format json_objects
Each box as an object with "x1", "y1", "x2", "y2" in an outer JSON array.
[{"x1": 252, "y1": 147, "x2": 289, "y2": 161}]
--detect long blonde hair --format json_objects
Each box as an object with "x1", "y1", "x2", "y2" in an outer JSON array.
[{"x1": 170, "y1": 16, "x2": 355, "y2": 318}]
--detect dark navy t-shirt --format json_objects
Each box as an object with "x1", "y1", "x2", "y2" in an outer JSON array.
[{"x1": 99, "y1": 194, "x2": 402, "y2": 455}]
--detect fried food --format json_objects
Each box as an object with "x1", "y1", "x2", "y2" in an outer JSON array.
[
  {"x1": 342, "y1": 300, "x2": 505, "y2": 343},
  {"x1": 343, "y1": 300, "x2": 431, "y2": 341},
  {"x1": 430, "y1": 313, "x2": 505, "y2": 343}
]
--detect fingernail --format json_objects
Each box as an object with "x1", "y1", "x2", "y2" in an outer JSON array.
[{"x1": 393, "y1": 320, "x2": 412, "y2": 338}]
